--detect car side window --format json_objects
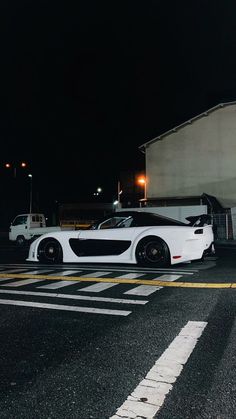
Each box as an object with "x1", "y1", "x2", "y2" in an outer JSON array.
[
  {"x1": 98, "y1": 216, "x2": 128, "y2": 229},
  {"x1": 117, "y1": 216, "x2": 133, "y2": 228}
]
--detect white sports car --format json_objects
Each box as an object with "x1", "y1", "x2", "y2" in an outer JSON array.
[{"x1": 27, "y1": 211, "x2": 214, "y2": 267}]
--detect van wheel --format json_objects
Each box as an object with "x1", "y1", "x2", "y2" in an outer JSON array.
[
  {"x1": 16, "y1": 235, "x2": 26, "y2": 247},
  {"x1": 37, "y1": 238, "x2": 63, "y2": 263}
]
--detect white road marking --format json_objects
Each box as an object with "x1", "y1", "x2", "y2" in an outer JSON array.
[
  {"x1": 0, "y1": 278, "x2": 45, "y2": 287},
  {"x1": 124, "y1": 285, "x2": 163, "y2": 296},
  {"x1": 0, "y1": 298, "x2": 131, "y2": 316},
  {"x1": 0, "y1": 289, "x2": 148, "y2": 305},
  {"x1": 80, "y1": 271, "x2": 112, "y2": 277},
  {"x1": 110, "y1": 321, "x2": 207, "y2": 418},
  {"x1": 0, "y1": 268, "x2": 29, "y2": 273},
  {"x1": 78, "y1": 282, "x2": 117, "y2": 292},
  {"x1": 124, "y1": 274, "x2": 181, "y2": 296},
  {"x1": 0, "y1": 278, "x2": 13, "y2": 282},
  {"x1": 48, "y1": 270, "x2": 82, "y2": 276},
  {"x1": 116, "y1": 273, "x2": 145, "y2": 279},
  {"x1": 38, "y1": 280, "x2": 78, "y2": 289},
  {"x1": 23, "y1": 269, "x2": 52, "y2": 274},
  {"x1": 153, "y1": 274, "x2": 181, "y2": 282}
]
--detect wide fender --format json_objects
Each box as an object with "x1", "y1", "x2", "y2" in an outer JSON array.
[{"x1": 131, "y1": 226, "x2": 184, "y2": 260}]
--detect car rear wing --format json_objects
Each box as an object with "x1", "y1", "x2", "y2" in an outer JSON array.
[{"x1": 185, "y1": 214, "x2": 212, "y2": 227}]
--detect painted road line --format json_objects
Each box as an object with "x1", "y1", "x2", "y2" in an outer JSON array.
[
  {"x1": 110, "y1": 320, "x2": 207, "y2": 419},
  {"x1": 154, "y1": 274, "x2": 182, "y2": 282},
  {"x1": 0, "y1": 278, "x2": 46, "y2": 287},
  {"x1": 0, "y1": 278, "x2": 15, "y2": 283},
  {"x1": 38, "y1": 280, "x2": 79, "y2": 289},
  {"x1": 25, "y1": 269, "x2": 54, "y2": 274},
  {"x1": 116, "y1": 273, "x2": 145, "y2": 279},
  {"x1": 80, "y1": 271, "x2": 112, "y2": 277},
  {"x1": 78, "y1": 282, "x2": 117, "y2": 292},
  {"x1": 0, "y1": 264, "x2": 196, "y2": 275},
  {"x1": 51, "y1": 270, "x2": 82, "y2": 276},
  {"x1": 0, "y1": 298, "x2": 131, "y2": 316},
  {"x1": 0, "y1": 273, "x2": 233, "y2": 288},
  {"x1": 0, "y1": 268, "x2": 29, "y2": 273},
  {"x1": 124, "y1": 284, "x2": 163, "y2": 296},
  {"x1": 0, "y1": 289, "x2": 148, "y2": 305},
  {"x1": 124, "y1": 274, "x2": 181, "y2": 296}
]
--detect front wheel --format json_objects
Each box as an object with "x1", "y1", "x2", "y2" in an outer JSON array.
[
  {"x1": 37, "y1": 238, "x2": 63, "y2": 263},
  {"x1": 135, "y1": 236, "x2": 170, "y2": 268},
  {"x1": 16, "y1": 235, "x2": 26, "y2": 247}
]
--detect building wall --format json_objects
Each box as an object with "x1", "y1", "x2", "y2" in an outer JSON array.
[{"x1": 145, "y1": 104, "x2": 236, "y2": 206}]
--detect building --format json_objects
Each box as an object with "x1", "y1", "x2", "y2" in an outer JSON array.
[{"x1": 139, "y1": 101, "x2": 236, "y2": 209}]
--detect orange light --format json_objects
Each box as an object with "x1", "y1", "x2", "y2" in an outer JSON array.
[
  {"x1": 21, "y1": 162, "x2": 27, "y2": 167},
  {"x1": 137, "y1": 177, "x2": 146, "y2": 185},
  {"x1": 5, "y1": 163, "x2": 11, "y2": 168}
]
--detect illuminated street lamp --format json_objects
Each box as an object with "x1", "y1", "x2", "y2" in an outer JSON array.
[
  {"x1": 137, "y1": 176, "x2": 147, "y2": 200},
  {"x1": 28, "y1": 174, "x2": 33, "y2": 213},
  {"x1": 117, "y1": 181, "x2": 123, "y2": 208},
  {"x1": 5, "y1": 161, "x2": 27, "y2": 177},
  {"x1": 93, "y1": 187, "x2": 102, "y2": 196}
]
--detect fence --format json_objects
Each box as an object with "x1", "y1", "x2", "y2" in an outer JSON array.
[{"x1": 212, "y1": 213, "x2": 234, "y2": 241}]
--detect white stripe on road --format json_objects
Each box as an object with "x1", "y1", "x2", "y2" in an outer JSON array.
[
  {"x1": 0, "y1": 268, "x2": 29, "y2": 273},
  {"x1": 124, "y1": 274, "x2": 181, "y2": 296},
  {"x1": 38, "y1": 280, "x2": 78, "y2": 289},
  {"x1": 0, "y1": 298, "x2": 131, "y2": 316},
  {"x1": 0, "y1": 289, "x2": 148, "y2": 305},
  {"x1": 116, "y1": 273, "x2": 145, "y2": 279},
  {"x1": 0, "y1": 278, "x2": 13, "y2": 282},
  {"x1": 24, "y1": 269, "x2": 53, "y2": 274},
  {"x1": 78, "y1": 282, "x2": 117, "y2": 292},
  {"x1": 110, "y1": 321, "x2": 207, "y2": 418},
  {"x1": 0, "y1": 278, "x2": 46, "y2": 287},
  {"x1": 80, "y1": 271, "x2": 112, "y2": 277},
  {"x1": 124, "y1": 284, "x2": 163, "y2": 296},
  {"x1": 48, "y1": 270, "x2": 82, "y2": 276},
  {"x1": 154, "y1": 274, "x2": 182, "y2": 282}
]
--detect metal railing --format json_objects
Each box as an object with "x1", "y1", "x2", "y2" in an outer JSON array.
[{"x1": 212, "y1": 213, "x2": 234, "y2": 240}]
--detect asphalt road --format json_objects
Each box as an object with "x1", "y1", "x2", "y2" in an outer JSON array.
[{"x1": 0, "y1": 241, "x2": 236, "y2": 418}]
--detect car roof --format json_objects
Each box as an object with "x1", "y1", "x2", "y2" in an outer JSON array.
[{"x1": 106, "y1": 210, "x2": 188, "y2": 226}]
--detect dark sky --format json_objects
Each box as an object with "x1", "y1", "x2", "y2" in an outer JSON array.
[{"x1": 1, "y1": 1, "x2": 236, "y2": 204}]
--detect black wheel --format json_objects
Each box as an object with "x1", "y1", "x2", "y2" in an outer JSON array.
[
  {"x1": 135, "y1": 236, "x2": 170, "y2": 268},
  {"x1": 16, "y1": 235, "x2": 26, "y2": 247},
  {"x1": 37, "y1": 238, "x2": 63, "y2": 263}
]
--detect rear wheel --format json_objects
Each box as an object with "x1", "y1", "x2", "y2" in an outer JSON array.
[
  {"x1": 37, "y1": 238, "x2": 63, "y2": 263},
  {"x1": 135, "y1": 236, "x2": 170, "y2": 268}
]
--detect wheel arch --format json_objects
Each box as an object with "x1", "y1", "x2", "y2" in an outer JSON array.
[
  {"x1": 134, "y1": 234, "x2": 171, "y2": 267},
  {"x1": 37, "y1": 236, "x2": 63, "y2": 263}
]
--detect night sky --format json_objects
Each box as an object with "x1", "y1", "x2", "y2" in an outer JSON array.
[{"x1": 1, "y1": 1, "x2": 236, "y2": 206}]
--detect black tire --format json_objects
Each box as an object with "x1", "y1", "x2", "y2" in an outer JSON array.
[
  {"x1": 16, "y1": 235, "x2": 26, "y2": 247},
  {"x1": 135, "y1": 236, "x2": 170, "y2": 268},
  {"x1": 37, "y1": 238, "x2": 63, "y2": 263}
]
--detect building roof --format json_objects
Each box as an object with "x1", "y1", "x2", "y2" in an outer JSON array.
[{"x1": 139, "y1": 101, "x2": 236, "y2": 153}]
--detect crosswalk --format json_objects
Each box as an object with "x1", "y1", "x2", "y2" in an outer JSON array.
[{"x1": 0, "y1": 264, "x2": 197, "y2": 316}]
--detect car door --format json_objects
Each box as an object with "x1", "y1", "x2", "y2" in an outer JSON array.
[{"x1": 71, "y1": 226, "x2": 139, "y2": 260}]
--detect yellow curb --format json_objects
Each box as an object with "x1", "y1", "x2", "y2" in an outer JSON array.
[{"x1": 0, "y1": 273, "x2": 234, "y2": 288}]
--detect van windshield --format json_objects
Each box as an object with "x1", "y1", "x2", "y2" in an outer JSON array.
[{"x1": 12, "y1": 216, "x2": 27, "y2": 226}]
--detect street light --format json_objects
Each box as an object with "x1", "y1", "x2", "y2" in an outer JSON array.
[
  {"x1": 137, "y1": 176, "x2": 147, "y2": 201},
  {"x1": 28, "y1": 174, "x2": 33, "y2": 213},
  {"x1": 117, "y1": 180, "x2": 123, "y2": 208},
  {"x1": 93, "y1": 187, "x2": 103, "y2": 196},
  {"x1": 5, "y1": 161, "x2": 27, "y2": 177}
]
